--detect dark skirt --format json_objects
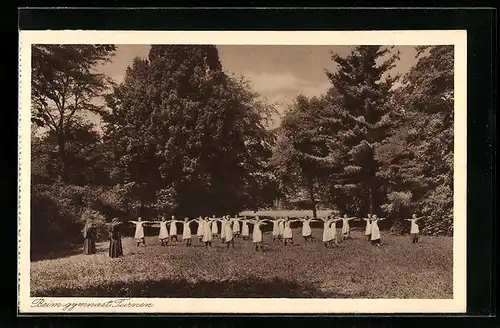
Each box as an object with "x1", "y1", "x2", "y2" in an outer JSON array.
[
  {"x1": 371, "y1": 238, "x2": 381, "y2": 245},
  {"x1": 109, "y1": 238, "x2": 123, "y2": 258},
  {"x1": 83, "y1": 238, "x2": 96, "y2": 255}
]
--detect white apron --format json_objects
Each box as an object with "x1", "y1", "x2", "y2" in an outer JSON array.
[
  {"x1": 134, "y1": 222, "x2": 145, "y2": 239},
  {"x1": 283, "y1": 221, "x2": 293, "y2": 239},
  {"x1": 197, "y1": 219, "x2": 205, "y2": 237},
  {"x1": 242, "y1": 220, "x2": 249, "y2": 236},
  {"x1": 272, "y1": 220, "x2": 280, "y2": 236},
  {"x1": 371, "y1": 220, "x2": 381, "y2": 240},
  {"x1": 252, "y1": 221, "x2": 263, "y2": 243},
  {"x1": 159, "y1": 221, "x2": 169, "y2": 239},
  {"x1": 220, "y1": 220, "x2": 227, "y2": 240},
  {"x1": 170, "y1": 221, "x2": 177, "y2": 236},
  {"x1": 278, "y1": 220, "x2": 285, "y2": 235},
  {"x1": 365, "y1": 219, "x2": 372, "y2": 235},
  {"x1": 302, "y1": 219, "x2": 312, "y2": 237},
  {"x1": 342, "y1": 218, "x2": 350, "y2": 234},
  {"x1": 224, "y1": 222, "x2": 233, "y2": 242},
  {"x1": 203, "y1": 221, "x2": 213, "y2": 242},
  {"x1": 330, "y1": 221, "x2": 337, "y2": 239},
  {"x1": 232, "y1": 219, "x2": 240, "y2": 233},
  {"x1": 410, "y1": 219, "x2": 420, "y2": 234},
  {"x1": 182, "y1": 222, "x2": 191, "y2": 239},
  {"x1": 322, "y1": 220, "x2": 333, "y2": 242}
]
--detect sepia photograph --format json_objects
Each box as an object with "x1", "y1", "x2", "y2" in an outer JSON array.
[{"x1": 18, "y1": 31, "x2": 467, "y2": 313}]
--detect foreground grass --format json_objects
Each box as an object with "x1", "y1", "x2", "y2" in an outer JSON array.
[{"x1": 31, "y1": 228, "x2": 453, "y2": 298}]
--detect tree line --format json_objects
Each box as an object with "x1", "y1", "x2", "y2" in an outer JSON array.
[{"x1": 31, "y1": 44, "x2": 453, "y2": 252}]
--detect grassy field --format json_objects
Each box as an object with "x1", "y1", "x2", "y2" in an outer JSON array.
[{"x1": 31, "y1": 227, "x2": 453, "y2": 298}]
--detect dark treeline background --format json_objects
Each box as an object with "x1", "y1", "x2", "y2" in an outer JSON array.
[{"x1": 31, "y1": 44, "x2": 453, "y2": 253}]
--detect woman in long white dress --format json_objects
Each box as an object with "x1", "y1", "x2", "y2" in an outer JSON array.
[
  {"x1": 283, "y1": 217, "x2": 301, "y2": 246},
  {"x1": 241, "y1": 217, "x2": 250, "y2": 240},
  {"x1": 249, "y1": 216, "x2": 271, "y2": 251},
  {"x1": 218, "y1": 216, "x2": 228, "y2": 242},
  {"x1": 329, "y1": 217, "x2": 341, "y2": 246},
  {"x1": 341, "y1": 214, "x2": 356, "y2": 241},
  {"x1": 405, "y1": 214, "x2": 423, "y2": 244},
  {"x1": 317, "y1": 216, "x2": 333, "y2": 248},
  {"x1": 211, "y1": 215, "x2": 219, "y2": 238},
  {"x1": 272, "y1": 217, "x2": 283, "y2": 242},
  {"x1": 130, "y1": 217, "x2": 150, "y2": 246},
  {"x1": 158, "y1": 216, "x2": 170, "y2": 246},
  {"x1": 223, "y1": 216, "x2": 235, "y2": 248},
  {"x1": 231, "y1": 216, "x2": 241, "y2": 238},
  {"x1": 169, "y1": 215, "x2": 180, "y2": 242},
  {"x1": 182, "y1": 217, "x2": 196, "y2": 246},
  {"x1": 196, "y1": 216, "x2": 205, "y2": 242},
  {"x1": 278, "y1": 217, "x2": 285, "y2": 241},
  {"x1": 370, "y1": 215, "x2": 385, "y2": 246},
  {"x1": 361, "y1": 215, "x2": 372, "y2": 241},
  {"x1": 202, "y1": 217, "x2": 213, "y2": 248},
  {"x1": 299, "y1": 216, "x2": 320, "y2": 243}
]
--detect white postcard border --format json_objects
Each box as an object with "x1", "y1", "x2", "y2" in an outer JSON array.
[{"x1": 18, "y1": 30, "x2": 467, "y2": 314}]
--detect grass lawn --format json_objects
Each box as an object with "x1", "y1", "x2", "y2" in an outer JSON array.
[{"x1": 30, "y1": 227, "x2": 453, "y2": 298}]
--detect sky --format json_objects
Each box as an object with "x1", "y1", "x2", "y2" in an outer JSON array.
[{"x1": 90, "y1": 45, "x2": 418, "y2": 129}]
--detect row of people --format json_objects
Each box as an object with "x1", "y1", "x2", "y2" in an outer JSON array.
[{"x1": 82, "y1": 214, "x2": 424, "y2": 258}]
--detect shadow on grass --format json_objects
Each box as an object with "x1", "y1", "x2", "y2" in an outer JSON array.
[
  {"x1": 32, "y1": 277, "x2": 354, "y2": 298},
  {"x1": 31, "y1": 243, "x2": 109, "y2": 262}
]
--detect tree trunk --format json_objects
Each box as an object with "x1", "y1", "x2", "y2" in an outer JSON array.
[
  {"x1": 368, "y1": 186, "x2": 374, "y2": 216},
  {"x1": 307, "y1": 176, "x2": 317, "y2": 218},
  {"x1": 57, "y1": 133, "x2": 68, "y2": 182}
]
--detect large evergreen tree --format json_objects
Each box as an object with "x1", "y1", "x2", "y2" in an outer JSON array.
[{"x1": 325, "y1": 46, "x2": 400, "y2": 216}]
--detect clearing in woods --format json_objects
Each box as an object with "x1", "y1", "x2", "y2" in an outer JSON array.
[{"x1": 30, "y1": 228, "x2": 453, "y2": 298}]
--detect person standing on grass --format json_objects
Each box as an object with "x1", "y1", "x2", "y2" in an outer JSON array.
[
  {"x1": 317, "y1": 216, "x2": 333, "y2": 248},
  {"x1": 361, "y1": 215, "x2": 373, "y2": 241},
  {"x1": 272, "y1": 217, "x2": 283, "y2": 242},
  {"x1": 370, "y1": 215, "x2": 385, "y2": 246},
  {"x1": 298, "y1": 216, "x2": 315, "y2": 243},
  {"x1": 182, "y1": 217, "x2": 196, "y2": 246},
  {"x1": 278, "y1": 217, "x2": 285, "y2": 241},
  {"x1": 223, "y1": 216, "x2": 235, "y2": 248},
  {"x1": 329, "y1": 216, "x2": 341, "y2": 246},
  {"x1": 196, "y1": 216, "x2": 205, "y2": 243},
  {"x1": 231, "y1": 216, "x2": 241, "y2": 238},
  {"x1": 158, "y1": 216, "x2": 170, "y2": 246},
  {"x1": 241, "y1": 217, "x2": 250, "y2": 240},
  {"x1": 283, "y1": 217, "x2": 301, "y2": 246},
  {"x1": 211, "y1": 215, "x2": 219, "y2": 239},
  {"x1": 202, "y1": 217, "x2": 213, "y2": 248},
  {"x1": 82, "y1": 219, "x2": 96, "y2": 255},
  {"x1": 169, "y1": 215, "x2": 180, "y2": 242},
  {"x1": 108, "y1": 218, "x2": 123, "y2": 258},
  {"x1": 340, "y1": 214, "x2": 356, "y2": 241},
  {"x1": 129, "y1": 217, "x2": 150, "y2": 247},
  {"x1": 405, "y1": 214, "x2": 423, "y2": 244},
  {"x1": 249, "y1": 216, "x2": 270, "y2": 251}
]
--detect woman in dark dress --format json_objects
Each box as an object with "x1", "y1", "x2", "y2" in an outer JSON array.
[
  {"x1": 83, "y1": 219, "x2": 96, "y2": 255},
  {"x1": 109, "y1": 218, "x2": 123, "y2": 258}
]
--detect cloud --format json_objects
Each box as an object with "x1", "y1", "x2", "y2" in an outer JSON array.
[{"x1": 243, "y1": 71, "x2": 331, "y2": 105}]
